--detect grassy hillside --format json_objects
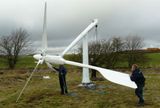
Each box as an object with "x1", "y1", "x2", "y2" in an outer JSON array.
[
  {"x1": 0, "y1": 56, "x2": 47, "y2": 69},
  {"x1": 0, "y1": 68, "x2": 160, "y2": 108},
  {"x1": 0, "y1": 57, "x2": 7, "y2": 68},
  {"x1": 1, "y1": 52, "x2": 160, "y2": 69},
  {"x1": 145, "y1": 53, "x2": 160, "y2": 68}
]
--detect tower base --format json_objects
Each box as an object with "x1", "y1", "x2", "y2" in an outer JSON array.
[{"x1": 78, "y1": 83, "x2": 96, "y2": 90}]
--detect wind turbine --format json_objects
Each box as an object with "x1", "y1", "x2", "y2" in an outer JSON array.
[{"x1": 16, "y1": 1, "x2": 137, "y2": 102}]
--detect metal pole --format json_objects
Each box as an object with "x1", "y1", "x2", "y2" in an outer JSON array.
[{"x1": 82, "y1": 33, "x2": 90, "y2": 83}]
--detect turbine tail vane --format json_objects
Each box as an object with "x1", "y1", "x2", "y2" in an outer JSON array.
[{"x1": 64, "y1": 60, "x2": 137, "y2": 89}]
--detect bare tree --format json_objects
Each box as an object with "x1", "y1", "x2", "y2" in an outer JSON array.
[
  {"x1": 124, "y1": 35, "x2": 145, "y2": 67},
  {"x1": 125, "y1": 35, "x2": 144, "y2": 50},
  {"x1": 110, "y1": 37, "x2": 124, "y2": 68},
  {"x1": 88, "y1": 40, "x2": 103, "y2": 80},
  {"x1": 0, "y1": 28, "x2": 31, "y2": 69},
  {"x1": 100, "y1": 37, "x2": 124, "y2": 69},
  {"x1": 111, "y1": 37, "x2": 124, "y2": 52}
]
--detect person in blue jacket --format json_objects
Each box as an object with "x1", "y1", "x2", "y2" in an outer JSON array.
[
  {"x1": 130, "y1": 64, "x2": 145, "y2": 105},
  {"x1": 53, "y1": 65, "x2": 68, "y2": 95}
]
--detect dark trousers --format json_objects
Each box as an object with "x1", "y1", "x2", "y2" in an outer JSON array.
[
  {"x1": 135, "y1": 84, "x2": 144, "y2": 103},
  {"x1": 59, "y1": 74, "x2": 68, "y2": 94}
]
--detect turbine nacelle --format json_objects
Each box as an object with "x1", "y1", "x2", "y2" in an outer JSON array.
[
  {"x1": 33, "y1": 54, "x2": 65, "y2": 65},
  {"x1": 44, "y1": 55, "x2": 65, "y2": 65},
  {"x1": 33, "y1": 54, "x2": 42, "y2": 61},
  {"x1": 33, "y1": 54, "x2": 44, "y2": 64}
]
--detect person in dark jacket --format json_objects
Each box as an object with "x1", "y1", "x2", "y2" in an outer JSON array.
[
  {"x1": 53, "y1": 65, "x2": 68, "y2": 95},
  {"x1": 130, "y1": 64, "x2": 145, "y2": 105}
]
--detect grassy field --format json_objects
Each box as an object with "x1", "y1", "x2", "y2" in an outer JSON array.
[
  {"x1": 0, "y1": 53, "x2": 160, "y2": 107},
  {"x1": 0, "y1": 67, "x2": 160, "y2": 108},
  {"x1": 1, "y1": 53, "x2": 160, "y2": 69},
  {"x1": 145, "y1": 53, "x2": 160, "y2": 68},
  {"x1": 0, "y1": 55, "x2": 47, "y2": 69},
  {"x1": 115, "y1": 53, "x2": 160, "y2": 68}
]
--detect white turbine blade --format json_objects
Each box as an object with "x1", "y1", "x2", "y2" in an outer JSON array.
[
  {"x1": 16, "y1": 60, "x2": 41, "y2": 102},
  {"x1": 60, "y1": 19, "x2": 98, "y2": 57},
  {"x1": 64, "y1": 60, "x2": 137, "y2": 89},
  {"x1": 45, "y1": 62, "x2": 58, "y2": 72},
  {"x1": 42, "y1": 1, "x2": 47, "y2": 50},
  {"x1": 95, "y1": 67, "x2": 137, "y2": 89}
]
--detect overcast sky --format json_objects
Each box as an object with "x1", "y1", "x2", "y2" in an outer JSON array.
[{"x1": 0, "y1": 0, "x2": 160, "y2": 54}]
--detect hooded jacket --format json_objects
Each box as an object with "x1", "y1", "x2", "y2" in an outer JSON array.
[{"x1": 130, "y1": 69, "x2": 145, "y2": 85}]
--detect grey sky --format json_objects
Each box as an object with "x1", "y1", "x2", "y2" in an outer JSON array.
[{"x1": 0, "y1": 0, "x2": 160, "y2": 53}]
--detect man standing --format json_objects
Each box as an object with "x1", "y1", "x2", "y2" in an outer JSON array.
[
  {"x1": 53, "y1": 65, "x2": 68, "y2": 95},
  {"x1": 130, "y1": 64, "x2": 145, "y2": 105}
]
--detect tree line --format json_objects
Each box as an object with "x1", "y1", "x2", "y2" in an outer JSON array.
[
  {"x1": 67, "y1": 35, "x2": 147, "y2": 79},
  {"x1": 76, "y1": 35, "x2": 146, "y2": 69}
]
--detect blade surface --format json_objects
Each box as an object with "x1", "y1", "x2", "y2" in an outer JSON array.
[
  {"x1": 96, "y1": 67, "x2": 137, "y2": 88},
  {"x1": 42, "y1": 1, "x2": 47, "y2": 50},
  {"x1": 16, "y1": 60, "x2": 41, "y2": 102},
  {"x1": 45, "y1": 62, "x2": 58, "y2": 72},
  {"x1": 64, "y1": 60, "x2": 137, "y2": 89}
]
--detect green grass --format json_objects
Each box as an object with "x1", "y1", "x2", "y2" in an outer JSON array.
[
  {"x1": 145, "y1": 53, "x2": 160, "y2": 68},
  {"x1": 0, "y1": 53, "x2": 160, "y2": 107},
  {"x1": 0, "y1": 52, "x2": 160, "y2": 69},
  {"x1": 0, "y1": 68, "x2": 160, "y2": 108},
  {"x1": 0, "y1": 55, "x2": 47, "y2": 69},
  {"x1": 112, "y1": 53, "x2": 160, "y2": 68},
  {"x1": 16, "y1": 56, "x2": 35, "y2": 69},
  {"x1": 0, "y1": 57, "x2": 7, "y2": 68}
]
